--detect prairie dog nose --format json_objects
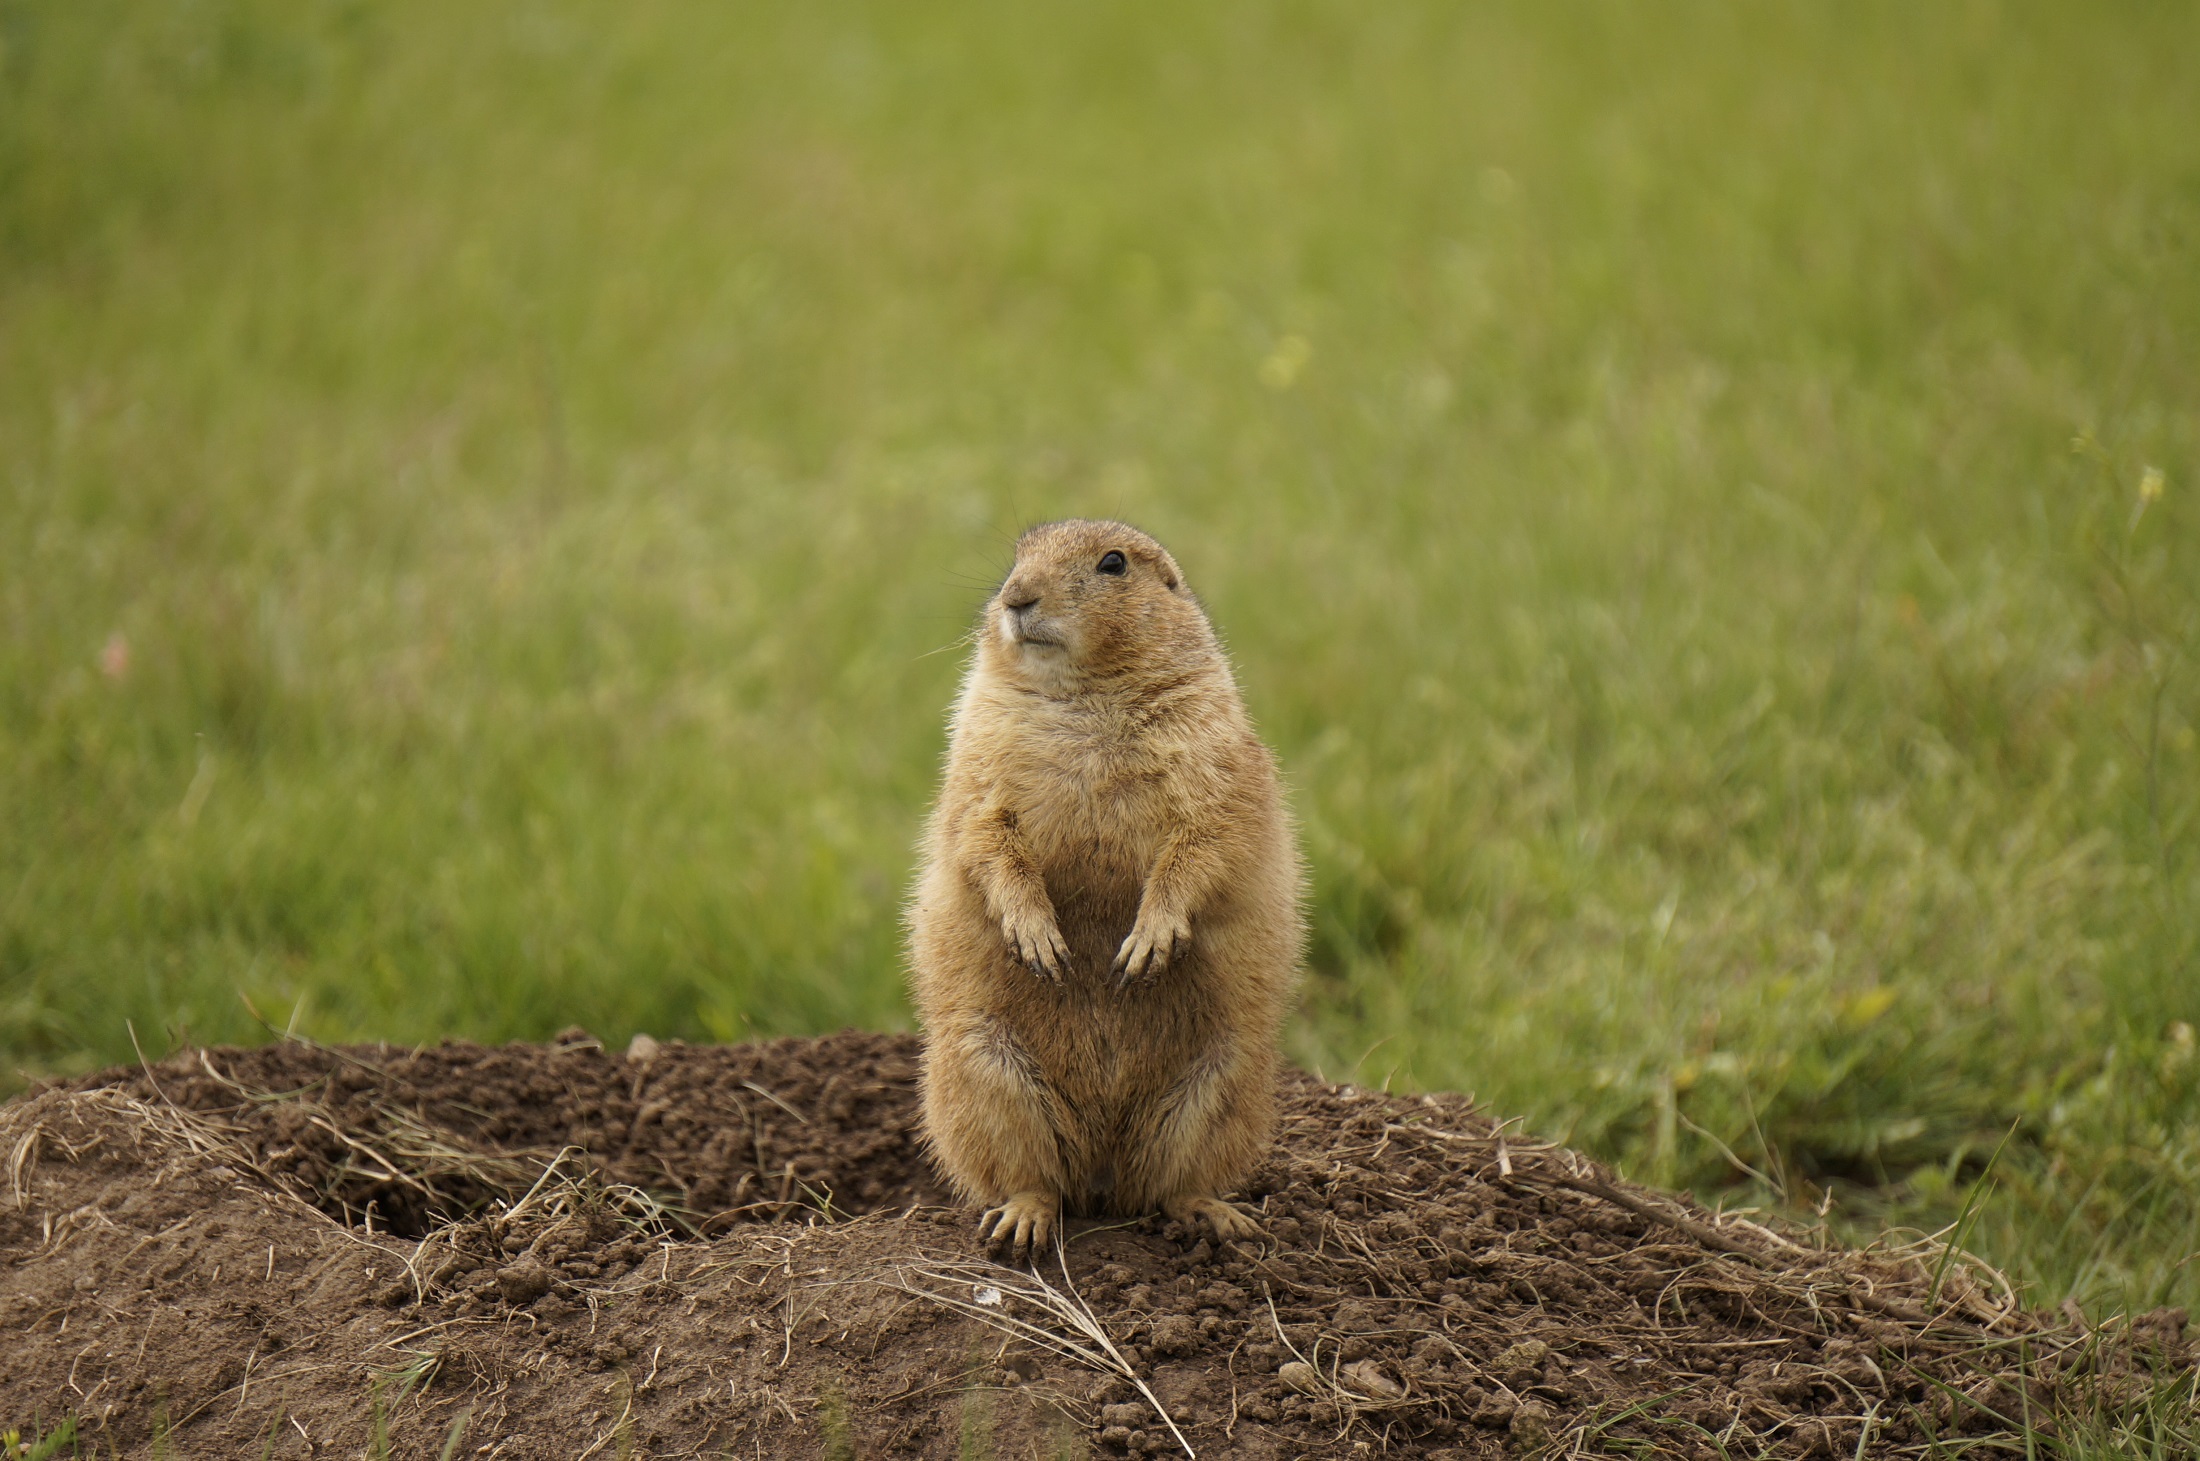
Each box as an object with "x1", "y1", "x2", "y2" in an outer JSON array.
[{"x1": 1001, "y1": 584, "x2": 1040, "y2": 612}]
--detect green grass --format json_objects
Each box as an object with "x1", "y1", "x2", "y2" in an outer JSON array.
[
  {"x1": 2, "y1": 0, "x2": 2194, "y2": 1329},
  {"x1": 2, "y1": 1418, "x2": 80, "y2": 1461}
]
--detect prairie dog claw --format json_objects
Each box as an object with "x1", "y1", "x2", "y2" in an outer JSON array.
[
  {"x1": 1163, "y1": 1193, "x2": 1263, "y2": 1245},
  {"x1": 1113, "y1": 910, "x2": 1190, "y2": 984},
  {"x1": 1005, "y1": 916, "x2": 1070, "y2": 981},
  {"x1": 978, "y1": 1191, "x2": 1060, "y2": 1261}
]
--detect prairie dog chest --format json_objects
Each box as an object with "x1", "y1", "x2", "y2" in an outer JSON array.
[{"x1": 991, "y1": 715, "x2": 1182, "y2": 872}]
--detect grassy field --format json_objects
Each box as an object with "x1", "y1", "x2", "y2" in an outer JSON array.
[{"x1": 3, "y1": 0, "x2": 2195, "y2": 1333}]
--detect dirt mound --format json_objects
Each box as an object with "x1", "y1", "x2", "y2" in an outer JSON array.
[
  {"x1": 77, "y1": 1027, "x2": 947, "y2": 1236},
  {"x1": 4, "y1": 1034, "x2": 2189, "y2": 1458}
]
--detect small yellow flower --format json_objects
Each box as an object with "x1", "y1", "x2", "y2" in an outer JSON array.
[
  {"x1": 1842, "y1": 986, "x2": 1899, "y2": 1028},
  {"x1": 1259, "y1": 334, "x2": 1313, "y2": 391},
  {"x1": 2139, "y1": 465, "x2": 2165, "y2": 503}
]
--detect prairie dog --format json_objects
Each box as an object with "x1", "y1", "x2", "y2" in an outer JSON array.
[{"x1": 907, "y1": 520, "x2": 1305, "y2": 1256}]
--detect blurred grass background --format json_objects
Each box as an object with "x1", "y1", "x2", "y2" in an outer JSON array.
[{"x1": 2, "y1": 0, "x2": 2194, "y2": 1320}]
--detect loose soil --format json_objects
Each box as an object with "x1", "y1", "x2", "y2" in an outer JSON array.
[{"x1": 3, "y1": 1032, "x2": 2188, "y2": 1458}]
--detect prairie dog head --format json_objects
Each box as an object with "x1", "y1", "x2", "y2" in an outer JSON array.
[{"x1": 981, "y1": 519, "x2": 1214, "y2": 695}]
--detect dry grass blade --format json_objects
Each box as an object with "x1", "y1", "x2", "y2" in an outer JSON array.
[
  {"x1": 7, "y1": 1119, "x2": 46, "y2": 1207},
  {"x1": 855, "y1": 1235, "x2": 1198, "y2": 1458},
  {"x1": 1261, "y1": 1288, "x2": 1417, "y2": 1421},
  {"x1": 348, "y1": 1107, "x2": 548, "y2": 1198},
  {"x1": 184, "y1": 1049, "x2": 677, "y2": 1231},
  {"x1": 1390, "y1": 1115, "x2": 2031, "y2": 1340},
  {"x1": 741, "y1": 1081, "x2": 809, "y2": 1125},
  {"x1": 492, "y1": 1147, "x2": 687, "y2": 1238}
]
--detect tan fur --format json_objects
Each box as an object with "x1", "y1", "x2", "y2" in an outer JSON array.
[{"x1": 907, "y1": 520, "x2": 1306, "y2": 1255}]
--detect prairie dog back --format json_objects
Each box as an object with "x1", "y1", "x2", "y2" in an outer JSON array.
[{"x1": 907, "y1": 520, "x2": 1304, "y2": 1255}]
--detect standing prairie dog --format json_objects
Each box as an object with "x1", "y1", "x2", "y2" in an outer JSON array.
[{"x1": 908, "y1": 520, "x2": 1305, "y2": 1257}]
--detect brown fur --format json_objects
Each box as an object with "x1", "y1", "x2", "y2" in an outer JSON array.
[{"x1": 907, "y1": 520, "x2": 1306, "y2": 1255}]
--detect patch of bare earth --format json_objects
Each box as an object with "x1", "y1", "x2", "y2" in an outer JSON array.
[{"x1": 3, "y1": 1032, "x2": 2189, "y2": 1457}]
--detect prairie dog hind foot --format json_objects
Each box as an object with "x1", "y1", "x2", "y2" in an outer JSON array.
[
  {"x1": 978, "y1": 1190, "x2": 1060, "y2": 1260},
  {"x1": 1163, "y1": 1192, "x2": 1263, "y2": 1245}
]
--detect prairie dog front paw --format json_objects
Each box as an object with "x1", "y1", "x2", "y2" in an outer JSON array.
[
  {"x1": 1004, "y1": 913, "x2": 1070, "y2": 981},
  {"x1": 1113, "y1": 909, "x2": 1191, "y2": 984},
  {"x1": 1162, "y1": 1193, "x2": 1264, "y2": 1244}
]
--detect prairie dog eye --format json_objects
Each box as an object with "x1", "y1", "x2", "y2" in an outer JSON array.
[{"x1": 1097, "y1": 551, "x2": 1128, "y2": 576}]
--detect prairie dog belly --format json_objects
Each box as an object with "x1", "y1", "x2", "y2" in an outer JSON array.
[{"x1": 1038, "y1": 853, "x2": 1141, "y2": 977}]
